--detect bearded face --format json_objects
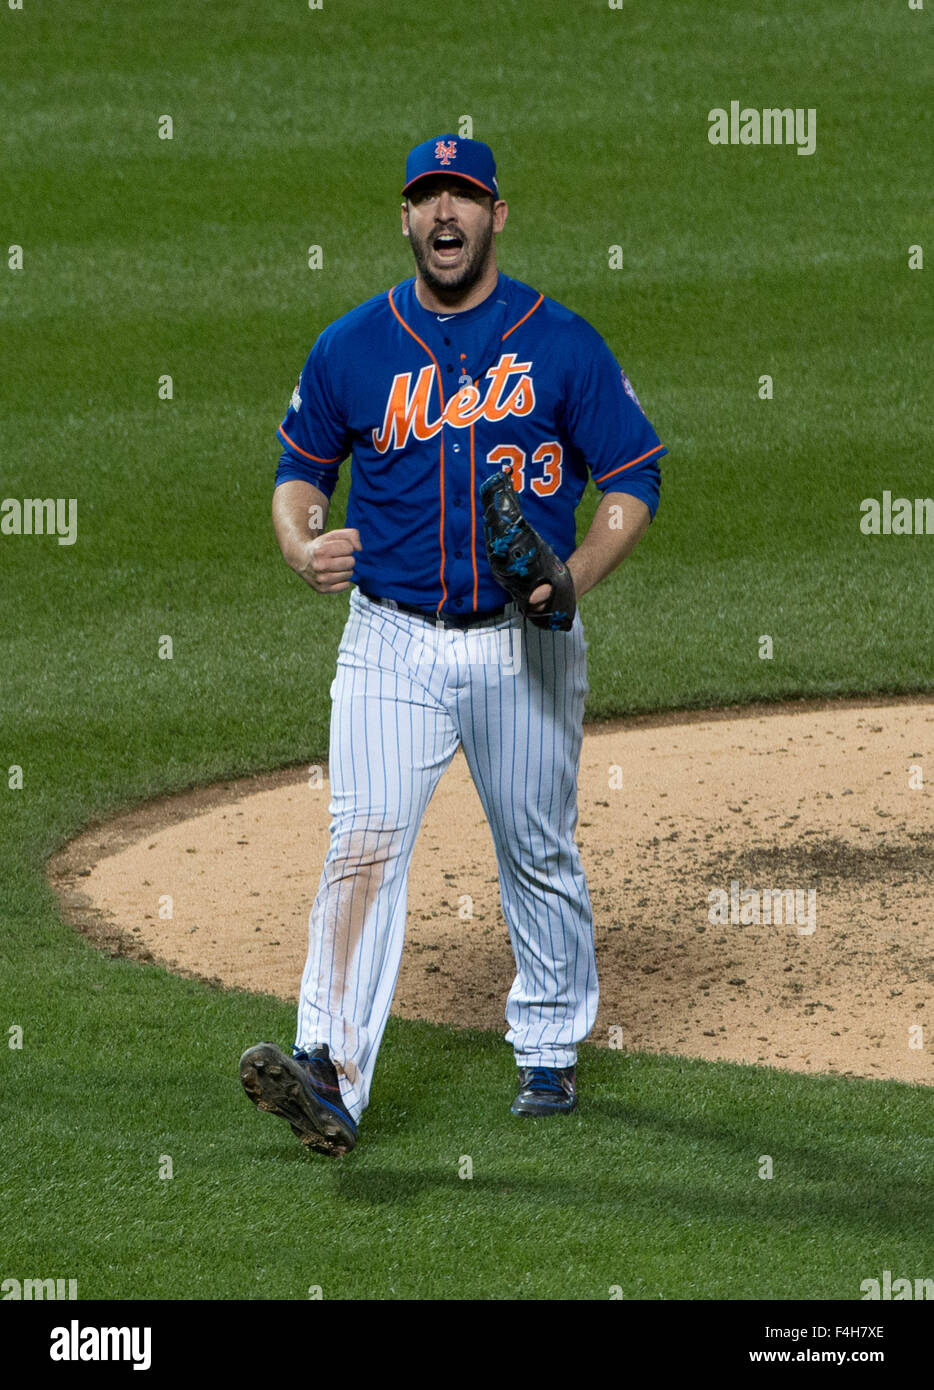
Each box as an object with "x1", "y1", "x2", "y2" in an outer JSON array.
[{"x1": 403, "y1": 181, "x2": 498, "y2": 299}]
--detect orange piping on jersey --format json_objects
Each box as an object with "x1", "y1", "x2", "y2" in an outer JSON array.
[
  {"x1": 469, "y1": 420, "x2": 479, "y2": 610},
  {"x1": 388, "y1": 284, "x2": 449, "y2": 613},
  {"x1": 388, "y1": 285, "x2": 447, "y2": 387},
  {"x1": 592, "y1": 443, "x2": 665, "y2": 485},
  {"x1": 277, "y1": 424, "x2": 342, "y2": 464},
  {"x1": 462, "y1": 355, "x2": 479, "y2": 610},
  {"x1": 437, "y1": 439, "x2": 447, "y2": 614},
  {"x1": 500, "y1": 292, "x2": 544, "y2": 343}
]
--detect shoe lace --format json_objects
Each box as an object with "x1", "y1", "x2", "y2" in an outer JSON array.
[
  {"x1": 291, "y1": 1045, "x2": 340, "y2": 1092},
  {"x1": 523, "y1": 1067, "x2": 566, "y2": 1094}
]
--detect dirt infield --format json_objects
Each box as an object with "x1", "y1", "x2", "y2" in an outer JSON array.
[{"x1": 48, "y1": 697, "x2": 933, "y2": 1085}]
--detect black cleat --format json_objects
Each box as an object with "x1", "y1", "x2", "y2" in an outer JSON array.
[
  {"x1": 239, "y1": 1042, "x2": 357, "y2": 1156},
  {"x1": 510, "y1": 1065, "x2": 577, "y2": 1117}
]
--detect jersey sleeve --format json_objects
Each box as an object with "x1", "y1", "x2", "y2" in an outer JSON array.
[
  {"x1": 274, "y1": 330, "x2": 351, "y2": 498},
  {"x1": 563, "y1": 325, "x2": 667, "y2": 519}
]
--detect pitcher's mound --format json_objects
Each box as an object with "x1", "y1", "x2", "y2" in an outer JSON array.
[{"x1": 48, "y1": 697, "x2": 934, "y2": 1085}]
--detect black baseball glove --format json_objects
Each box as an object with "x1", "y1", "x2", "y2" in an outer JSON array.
[{"x1": 479, "y1": 472, "x2": 576, "y2": 632}]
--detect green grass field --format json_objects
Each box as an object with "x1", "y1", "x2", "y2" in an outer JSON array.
[{"x1": 1, "y1": 0, "x2": 931, "y2": 1300}]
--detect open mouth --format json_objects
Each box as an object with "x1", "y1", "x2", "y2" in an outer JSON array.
[{"x1": 432, "y1": 232, "x2": 464, "y2": 260}]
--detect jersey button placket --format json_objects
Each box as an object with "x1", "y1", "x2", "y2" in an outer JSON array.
[
  {"x1": 446, "y1": 353, "x2": 458, "y2": 448},
  {"x1": 445, "y1": 401, "x2": 469, "y2": 613}
]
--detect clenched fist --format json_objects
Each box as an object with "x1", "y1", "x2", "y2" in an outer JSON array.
[{"x1": 291, "y1": 528, "x2": 362, "y2": 593}]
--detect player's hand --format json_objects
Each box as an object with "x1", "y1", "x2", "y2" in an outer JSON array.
[
  {"x1": 527, "y1": 583, "x2": 553, "y2": 612},
  {"x1": 291, "y1": 528, "x2": 362, "y2": 593}
]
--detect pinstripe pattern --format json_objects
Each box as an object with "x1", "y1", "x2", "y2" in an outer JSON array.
[{"x1": 296, "y1": 588, "x2": 597, "y2": 1121}]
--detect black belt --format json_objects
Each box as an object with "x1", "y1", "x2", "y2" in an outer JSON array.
[{"x1": 360, "y1": 591, "x2": 508, "y2": 629}]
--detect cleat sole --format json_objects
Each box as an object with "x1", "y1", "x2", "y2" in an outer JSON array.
[{"x1": 239, "y1": 1043, "x2": 356, "y2": 1157}]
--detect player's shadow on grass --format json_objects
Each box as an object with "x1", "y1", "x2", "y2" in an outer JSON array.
[
  {"x1": 323, "y1": 1159, "x2": 930, "y2": 1240},
  {"x1": 289, "y1": 1090, "x2": 930, "y2": 1238}
]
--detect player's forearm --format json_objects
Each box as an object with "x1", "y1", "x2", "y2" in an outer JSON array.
[
  {"x1": 272, "y1": 480, "x2": 330, "y2": 569},
  {"x1": 566, "y1": 491, "x2": 651, "y2": 598}
]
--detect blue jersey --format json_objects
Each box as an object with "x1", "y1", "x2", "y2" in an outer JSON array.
[{"x1": 276, "y1": 272, "x2": 666, "y2": 615}]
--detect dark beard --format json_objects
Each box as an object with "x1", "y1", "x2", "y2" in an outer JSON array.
[{"x1": 409, "y1": 214, "x2": 495, "y2": 301}]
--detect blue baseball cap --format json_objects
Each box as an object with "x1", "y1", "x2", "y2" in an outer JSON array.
[{"x1": 402, "y1": 134, "x2": 499, "y2": 199}]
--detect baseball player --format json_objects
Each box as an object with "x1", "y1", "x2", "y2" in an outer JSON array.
[{"x1": 240, "y1": 135, "x2": 666, "y2": 1156}]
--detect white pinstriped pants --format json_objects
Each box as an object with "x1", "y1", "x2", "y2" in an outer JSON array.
[{"x1": 296, "y1": 587, "x2": 598, "y2": 1121}]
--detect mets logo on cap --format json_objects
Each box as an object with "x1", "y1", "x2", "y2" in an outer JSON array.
[{"x1": 402, "y1": 133, "x2": 500, "y2": 198}]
